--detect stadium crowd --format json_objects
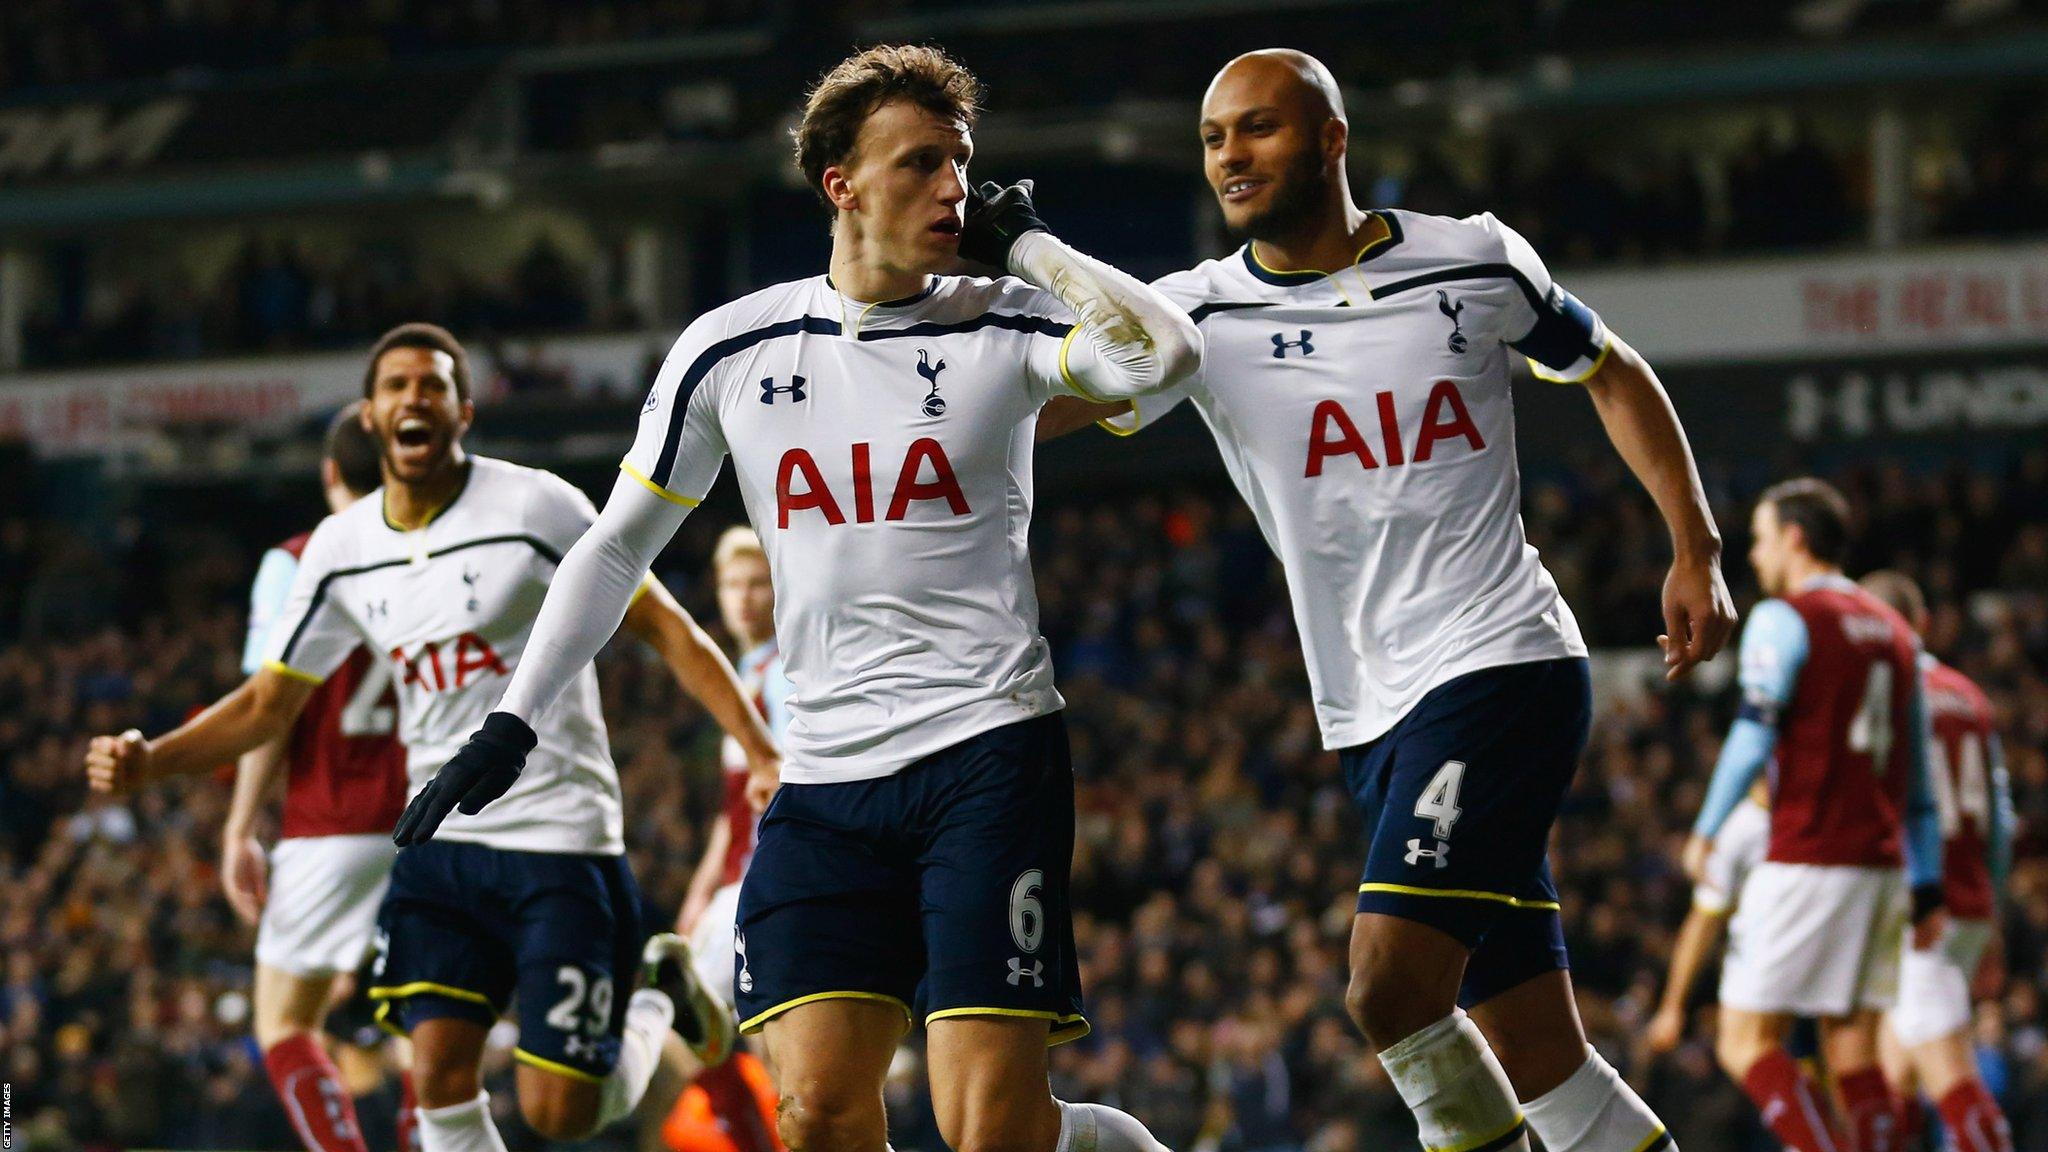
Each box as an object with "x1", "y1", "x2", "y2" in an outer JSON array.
[{"x1": 1, "y1": 448, "x2": 2044, "y2": 1151}]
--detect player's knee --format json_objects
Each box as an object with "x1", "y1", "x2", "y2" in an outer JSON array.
[
  {"x1": 776, "y1": 1087, "x2": 882, "y2": 1152},
  {"x1": 413, "y1": 1062, "x2": 482, "y2": 1110},
  {"x1": 520, "y1": 1093, "x2": 600, "y2": 1142},
  {"x1": 1714, "y1": 1028, "x2": 1762, "y2": 1081},
  {"x1": 1346, "y1": 967, "x2": 1450, "y2": 1049}
]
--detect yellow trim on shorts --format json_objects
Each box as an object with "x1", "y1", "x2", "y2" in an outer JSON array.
[
  {"x1": 925, "y1": 1006, "x2": 1092, "y2": 1047},
  {"x1": 264, "y1": 660, "x2": 324, "y2": 686},
  {"x1": 1528, "y1": 338, "x2": 1613, "y2": 385},
  {"x1": 1358, "y1": 882, "x2": 1561, "y2": 911},
  {"x1": 1058, "y1": 327, "x2": 1113, "y2": 404},
  {"x1": 1428, "y1": 1114, "x2": 1527, "y2": 1152},
  {"x1": 514, "y1": 1047, "x2": 605, "y2": 1084},
  {"x1": 619, "y1": 460, "x2": 702, "y2": 507},
  {"x1": 367, "y1": 981, "x2": 498, "y2": 1039},
  {"x1": 1629, "y1": 1127, "x2": 1671, "y2": 1152},
  {"x1": 737, "y1": 990, "x2": 912, "y2": 1035}
]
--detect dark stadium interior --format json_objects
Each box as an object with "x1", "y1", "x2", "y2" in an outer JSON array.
[{"x1": 3, "y1": 1, "x2": 2048, "y2": 1150}]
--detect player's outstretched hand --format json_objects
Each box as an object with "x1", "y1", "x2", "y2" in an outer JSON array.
[
  {"x1": 1680, "y1": 833, "x2": 1712, "y2": 884},
  {"x1": 745, "y1": 751, "x2": 782, "y2": 814},
  {"x1": 1659, "y1": 553, "x2": 1737, "y2": 682},
  {"x1": 85, "y1": 729, "x2": 149, "y2": 794},
  {"x1": 1644, "y1": 1003, "x2": 1685, "y2": 1055},
  {"x1": 959, "y1": 179, "x2": 1048, "y2": 270},
  {"x1": 221, "y1": 835, "x2": 268, "y2": 925},
  {"x1": 392, "y1": 711, "x2": 537, "y2": 847}
]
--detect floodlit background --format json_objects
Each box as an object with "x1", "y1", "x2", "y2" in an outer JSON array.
[{"x1": 0, "y1": 2, "x2": 2045, "y2": 1149}]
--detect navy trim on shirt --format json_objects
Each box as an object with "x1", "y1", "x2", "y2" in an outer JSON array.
[
  {"x1": 649, "y1": 310, "x2": 1074, "y2": 488},
  {"x1": 277, "y1": 534, "x2": 564, "y2": 667}
]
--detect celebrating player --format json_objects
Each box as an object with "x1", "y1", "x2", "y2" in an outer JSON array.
[
  {"x1": 392, "y1": 44, "x2": 1199, "y2": 1152},
  {"x1": 1861, "y1": 570, "x2": 2014, "y2": 1152},
  {"x1": 218, "y1": 401, "x2": 412, "y2": 1152},
  {"x1": 665, "y1": 526, "x2": 789, "y2": 1152},
  {"x1": 1043, "y1": 49, "x2": 1733, "y2": 1152},
  {"x1": 1686, "y1": 480, "x2": 1943, "y2": 1152},
  {"x1": 86, "y1": 322, "x2": 781, "y2": 1152},
  {"x1": 1644, "y1": 781, "x2": 1768, "y2": 1057}
]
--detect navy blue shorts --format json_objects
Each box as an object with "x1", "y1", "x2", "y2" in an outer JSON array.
[
  {"x1": 368, "y1": 839, "x2": 645, "y2": 1082},
  {"x1": 733, "y1": 713, "x2": 1087, "y2": 1045},
  {"x1": 1342, "y1": 657, "x2": 1589, "y2": 1006}
]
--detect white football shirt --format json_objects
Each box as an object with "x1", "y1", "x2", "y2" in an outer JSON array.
[
  {"x1": 262, "y1": 456, "x2": 626, "y2": 854},
  {"x1": 622, "y1": 274, "x2": 1102, "y2": 784},
  {"x1": 1108, "y1": 210, "x2": 1598, "y2": 748}
]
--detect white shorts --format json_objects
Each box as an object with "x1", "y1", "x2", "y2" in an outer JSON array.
[
  {"x1": 255, "y1": 834, "x2": 397, "y2": 976},
  {"x1": 1720, "y1": 861, "x2": 1906, "y2": 1017},
  {"x1": 1888, "y1": 917, "x2": 1994, "y2": 1046},
  {"x1": 687, "y1": 881, "x2": 742, "y2": 1003}
]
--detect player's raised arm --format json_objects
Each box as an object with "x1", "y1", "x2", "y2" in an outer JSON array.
[
  {"x1": 621, "y1": 577, "x2": 782, "y2": 807},
  {"x1": 960, "y1": 180, "x2": 1201, "y2": 400},
  {"x1": 85, "y1": 665, "x2": 318, "y2": 794}
]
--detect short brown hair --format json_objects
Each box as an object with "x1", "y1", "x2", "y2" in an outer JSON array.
[
  {"x1": 364, "y1": 322, "x2": 471, "y2": 403},
  {"x1": 1760, "y1": 477, "x2": 1852, "y2": 565},
  {"x1": 1859, "y1": 570, "x2": 1926, "y2": 628},
  {"x1": 792, "y1": 44, "x2": 981, "y2": 209},
  {"x1": 324, "y1": 400, "x2": 384, "y2": 496}
]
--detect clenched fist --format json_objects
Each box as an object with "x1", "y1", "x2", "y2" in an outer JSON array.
[{"x1": 86, "y1": 730, "x2": 151, "y2": 794}]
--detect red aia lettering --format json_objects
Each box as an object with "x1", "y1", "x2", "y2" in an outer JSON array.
[
  {"x1": 451, "y1": 632, "x2": 508, "y2": 687},
  {"x1": 887, "y1": 438, "x2": 969, "y2": 521},
  {"x1": 1303, "y1": 381, "x2": 1485, "y2": 478},
  {"x1": 775, "y1": 440, "x2": 971, "y2": 526},
  {"x1": 1413, "y1": 379, "x2": 1485, "y2": 462},
  {"x1": 390, "y1": 633, "x2": 507, "y2": 693},
  {"x1": 777, "y1": 448, "x2": 845, "y2": 528}
]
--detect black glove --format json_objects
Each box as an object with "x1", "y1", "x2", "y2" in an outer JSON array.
[
  {"x1": 392, "y1": 711, "x2": 537, "y2": 847},
  {"x1": 958, "y1": 179, "x2": 1048, "y2": 269}
]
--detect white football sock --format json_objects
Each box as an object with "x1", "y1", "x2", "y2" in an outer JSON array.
[
  {"x1": 1378, "y1": 1010, "x2": 1531, "y2": 1152},
  {"x1": 1521, "y1": 1048, "x2": 1673, "y2": 1152},
  {"x1": 416, "y1": 1091, "x2": 508, "y2": 1152},
  {"x1": 1056, "y1": 1099, "x2": 1172, "y2": 1152},
  {"x1": 596, "y1": 989, "x2": 677, "y2": 1127}
]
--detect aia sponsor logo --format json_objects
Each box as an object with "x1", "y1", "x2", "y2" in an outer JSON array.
[
  {"x1": 776, "y1": 438, "x2": 970, "y2": 527},
  {"x1": 390, "y1": 632, "x2": 507, "y2": 693},
  {"x1": 1303, "y1": 379, "x2": 1486, "y2": 478}
]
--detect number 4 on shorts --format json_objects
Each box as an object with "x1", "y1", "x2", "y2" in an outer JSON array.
[{"x1": 1414, "y1": 760, "x2": 1465, "y2": 841}]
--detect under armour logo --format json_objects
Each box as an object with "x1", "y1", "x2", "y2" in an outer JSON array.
[
  {"x1": 563, "y1": 1036, "x2": 597, "y2": 1060},
  {"x1": 366, "y1": 600, "x2": 388, "y2": 621},
  {"x1": 917, "y1": 349, "x2": 947, "y2": 418},
  {"x1": 1271, "y1": 330, "x2": 1314, "y2": 358},
  {"x1": 1007, "y1": 957, "x2": 1045, "y2": 988},
  {"x1": 1405, "y1": 838, "x2": 1451, "y2": 869},
  {"x1": 735, "y1": 932, "x2": 753, "y2": 994},
  {"x1": 1437, "y1": 291, "x2": 1468, "y2": 354},
  {"x1": 760, "y1": 376, "x2": 808, "y2": 405},
  {"x1": 461, "y1": 568, "x2": 480, "y2": 612}
]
